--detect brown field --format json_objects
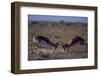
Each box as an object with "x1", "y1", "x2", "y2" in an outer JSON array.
[{"x1": 28, "y1": 21, "x2": 88, "y2": 60}]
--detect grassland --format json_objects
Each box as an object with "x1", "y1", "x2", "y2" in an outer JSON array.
[{"x1": 28, "y1": 21, "x2": 88, "y2": 60}]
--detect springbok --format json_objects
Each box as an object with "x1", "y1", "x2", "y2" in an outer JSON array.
[
  {"x1": 62, "y1": 36, "x2": 87, "y2": 51},
  {"x1": 33, "y1": 35, "x2": 59, "y2": 51}
]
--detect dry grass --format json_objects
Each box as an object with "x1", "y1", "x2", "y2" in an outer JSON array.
[{"x1": 28, "y1": 22, "x2": 88, "y2": 60}]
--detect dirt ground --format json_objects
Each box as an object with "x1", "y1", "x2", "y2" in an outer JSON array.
[{"x1": 28, "y1": 21, "x2": 88, "y2": 60}]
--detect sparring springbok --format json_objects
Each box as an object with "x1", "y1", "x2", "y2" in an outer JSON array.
[
  {"x1": 33, "y1": 35, "x2": 59, "y2": 51},
  {"x1": 62, "y1": 36, "x2": 87, "y2": 51}
]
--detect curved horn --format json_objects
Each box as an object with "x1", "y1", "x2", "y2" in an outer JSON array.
[{"x1": 68, "y1": 38, "x2": 72, "y2": 45}]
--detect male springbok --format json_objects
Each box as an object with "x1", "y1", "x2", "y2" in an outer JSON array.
[
  {"x1": 33, "y1": 35, "x2": 59, "y2": 51},
  {"x1": 62, "y1": 36, "x2": 87, "y2": 51}
]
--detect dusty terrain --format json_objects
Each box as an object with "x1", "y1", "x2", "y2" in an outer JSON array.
[{"x1": 28, "y1": 21, "x2": 88, "y2": 60}]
